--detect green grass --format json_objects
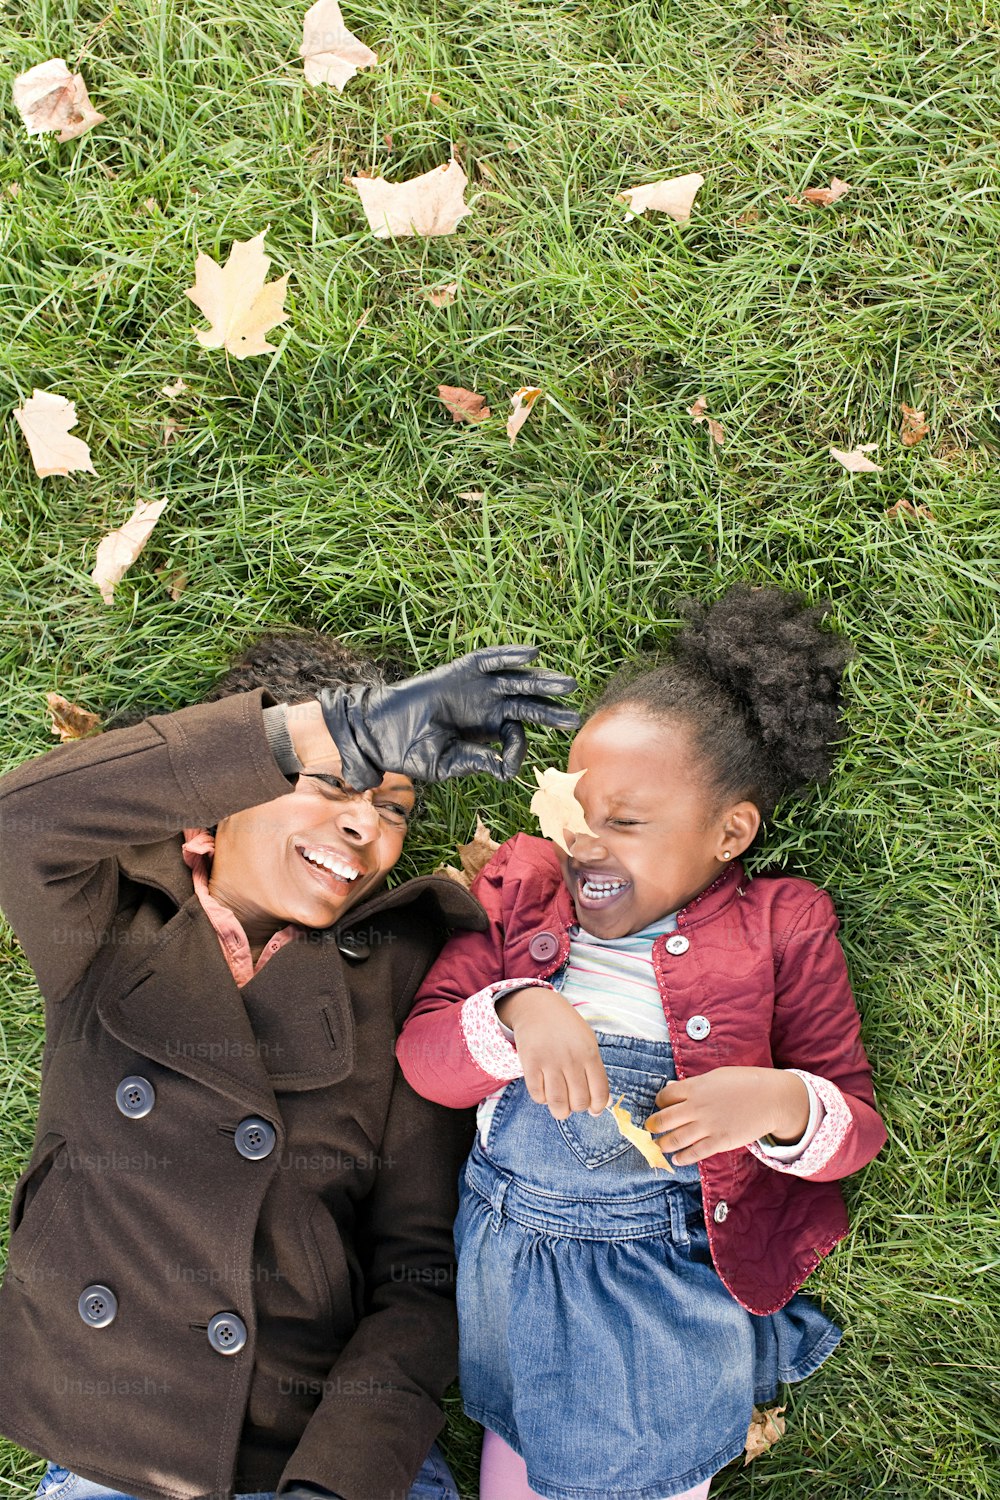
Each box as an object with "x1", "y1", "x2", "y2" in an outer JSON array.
[{"x1": 1, "y1": 0, "x2": 998, "y2": 1495}]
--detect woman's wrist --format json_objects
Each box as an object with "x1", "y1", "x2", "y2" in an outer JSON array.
[{"x1": 283, "y1": 698, "x2": 345, "y2": 774}]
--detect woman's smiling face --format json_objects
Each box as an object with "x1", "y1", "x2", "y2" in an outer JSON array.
[{"x1": 555, "y1": 707, "x2": 759, "y2": 938}]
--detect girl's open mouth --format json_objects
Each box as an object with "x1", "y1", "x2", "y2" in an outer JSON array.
[{"x1": 573, "y1": 870, "x2": 632, "y2": 910}]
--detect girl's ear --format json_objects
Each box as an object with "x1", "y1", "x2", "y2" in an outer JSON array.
[{"x1": 718, "y1": 801, "x2": 761, "y2": 859}]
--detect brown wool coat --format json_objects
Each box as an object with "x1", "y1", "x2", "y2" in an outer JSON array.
[{"x1": 0, "y1": 688, "x2": 486, "y2": 1500}]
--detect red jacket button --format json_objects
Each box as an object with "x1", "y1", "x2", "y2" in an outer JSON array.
[{"x1": 528, "y1": 931, "x2": 560, "y2": 962}]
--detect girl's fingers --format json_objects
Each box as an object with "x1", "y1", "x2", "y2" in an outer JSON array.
[
  {"x1": 587, "y1": 1060, "x2": 611, "y2": 1115},
  {"x1": 542, "y1": 1068, "x2": 571, "y2": 1120}
]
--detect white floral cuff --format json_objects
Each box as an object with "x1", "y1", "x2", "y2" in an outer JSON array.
[
  {"x1": 459, "y1": 979, "x2": 556, "y2": 1081},
  {"x1": 748, "y1": 1069, "x2": 854, "y2": 1176}
]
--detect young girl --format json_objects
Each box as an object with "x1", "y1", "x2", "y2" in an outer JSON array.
[{"x1": 396, "y1": 583, "x2": 888, "y2": 1500}]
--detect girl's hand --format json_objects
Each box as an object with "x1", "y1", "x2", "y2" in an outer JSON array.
[
  {"x1": 496, "y1": 988, "x2": 610, "y2": 1120},
  {"x1": 644, "y1": 1067, "x2": 810, "y2": 1166}
]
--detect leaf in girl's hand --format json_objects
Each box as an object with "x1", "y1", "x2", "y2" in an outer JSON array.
[
  {"x1": 619, "y1": 172, "x2": 704, "y2": 223},
  {"x1": 438, "y1": 385, "x2": 491, "y2": 423},
  {"x1": 14, "y1": 389, "x2": 96, "y2": 477},
  {"x1": 607, "y1": 1095, "x2": 675, "y2": 1171},
  {"x1": 744, "y1": 1405, "x2": 787, "y2": 1463},
  {"x1": 506, "y1": 386, "x2": 543, "y2": 445},
  {"x1": 45, "y1": 693, "x2": 102, "y2": 741},
  {"x1": 91, "y1": 500, "x2": 168, "y2": 605},
  {"x1": 13, "y1": 58, "x2": 106, "y2": 141},
  {"x1": 529, "y1": 767, "x2": 594, "y2": 853},
  {"x1": 351, "y1": 159, "x2": 472, "y2": 238},
  {"x1": 184, "y1": 229, "x2": 291, "y2": 359},
  {"x1": 830, "y1": 444, "x2": 883, "y2": 473},
  {"x1": 300, "y1": 0, "x2": 377, "y2": 91}
]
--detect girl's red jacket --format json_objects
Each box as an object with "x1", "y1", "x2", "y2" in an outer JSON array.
[{"x1": 396, "y1": 834, "x2": 888, "y2": 1315}]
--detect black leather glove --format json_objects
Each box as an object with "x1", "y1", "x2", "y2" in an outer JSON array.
[{"x1": 316, "y1": 644, "x2": 580, "y2": 789}]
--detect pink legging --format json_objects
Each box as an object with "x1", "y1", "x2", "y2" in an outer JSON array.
[{"x1": 479, "y1": 1428, "x2": 712, "y2": 1500}]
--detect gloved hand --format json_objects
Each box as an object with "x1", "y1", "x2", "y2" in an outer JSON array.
[{"x1": 317, "y1": 645, "x2": 579, "y2": 789}]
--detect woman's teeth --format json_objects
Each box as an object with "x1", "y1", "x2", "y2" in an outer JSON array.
[
  {"x1": 581, "y1": 877, "x2": 629, "y2": 902},
  {"x1": 299, "y1": 847, "x2": 361, "y2": 882}
]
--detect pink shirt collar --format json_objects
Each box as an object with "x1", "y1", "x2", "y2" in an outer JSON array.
[{"x1": 181, "y1": 827, "x2": 304, "y2": 988}]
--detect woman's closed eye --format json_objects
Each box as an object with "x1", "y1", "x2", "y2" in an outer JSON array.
[{"x1": 298, "y1": 774, "x2": 411, "y2": 828}]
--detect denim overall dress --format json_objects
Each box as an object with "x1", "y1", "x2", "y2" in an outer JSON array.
[{"x1": 454, "y1": 1025, "x2": 844, "y2": 1500}]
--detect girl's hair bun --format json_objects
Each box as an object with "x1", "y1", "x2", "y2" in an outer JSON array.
[{"x1": 670, "y1": 583, "x2": 855, "y2": 791}]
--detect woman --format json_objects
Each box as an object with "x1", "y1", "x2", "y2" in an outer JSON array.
[{"x1": 0, "y1": 632, "x2": 578, "y2": 1500}]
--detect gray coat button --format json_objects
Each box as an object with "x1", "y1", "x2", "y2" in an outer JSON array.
[
  {"x1": 234, "y1": 1118, "x2": 276, "y2": 1160},
  {"x1": 79, "y1": 1284, "x2": 117, "y2": 1327},
  {"x1": 686, "y1": 1015, "x2": 711, "y2": 1041},
  {"x1": 665, "y1": 934, "x2": 690, "y2": 955},
  {"x1": 207, "y1": 1312, "x2": 247, "y2": 1355},
  {"x1": 713, "y1": 1201, "x2": 729, "y2": 1224},
  {"x1": 115, "y1": 1076, "x2": 154, "y2": 1118}
]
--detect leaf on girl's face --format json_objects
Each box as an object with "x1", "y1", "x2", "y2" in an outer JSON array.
[
  {"x1": 12, "y1": 57, "x2": 105, "y2": 141},
  {"x1": 619, "y1": 172, "x2": 704, "y2": 223},
  {"x1": 607, "y1": 1095, "x2": 675, "y2": 1171},
  {"x1": 900, "y1": 403, "x2": 929, "y2": 446},
  {"x1": 14, "y1": 389, "x2": 96, "y2": 478},
  {"x1": 45, "y1": 693, "x2": 102, "y2": 741},
  {"x1": 351, "y1": 159, "x2": 472, "y2": 238},
  {"x1": 830, "y1": 444, "x2": 883, "y2": 473},
  {"x1": 438, "y1": 385, "x2": 491, "y2": 423},
  {"x1": 184, "y1": 229, "x2": 291, "y2": 359},
  {"x1": 506, "y1": 386, "x2": 543, "y2": 445},
  {"x1": 744, "y1": 1405, "x2": 787, "y2": 1464},
  {"x1": 299, "y1": 0, "x2": 377, "y2": 91},
  {"x1": 529, "y1": 767, "x2": 594, "y2": 853},
  {"x1": 91, "y1": 500, "x2": 168, "y2": 605}
]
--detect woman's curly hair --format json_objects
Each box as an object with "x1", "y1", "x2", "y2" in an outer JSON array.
[{"x1": 588, "y1": 583, "x2": 855, "y2": 856}]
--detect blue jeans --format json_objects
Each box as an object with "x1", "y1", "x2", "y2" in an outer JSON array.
[{"x1": 36, "y1": 1440, "x2": 459, "y2": 1500}]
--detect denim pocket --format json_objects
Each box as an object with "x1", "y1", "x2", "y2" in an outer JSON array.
[{"x1": 556, "y1": 1064, "x2": 667, "y2": 1170}]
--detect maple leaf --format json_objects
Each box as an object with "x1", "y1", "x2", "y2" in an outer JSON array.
[
  {"x1": 14, "y1": 389, "x2": 96, "y2": 478},
  {"x1": 619, "y1": 172, "x2": 704, "y2": 224},
  {"x1": 438, "y1": 385, "x2": 491, "y2": 423},
  {"x1": 900, "y1": 403, "x2": 929, "y2": 446},
  {"x1": 607, "y1": 1095, "x2": 674, "y2": 1171},
  {"x1": 744, "y1": 1405, "x2": 787, "y2": 1464},
  {"x1": 507, "y1": 386, "x2": 543, "y2": 446},
  {"x1": 793, "y1": 177, "x2": 852, "y2": 207},
  {"x1": 351, "y1": 159, "x2": 472, "y2": 238},
  {"x1": 45, "y1": 693, "x2": 102, "y2": 741},
  {"x1": 434, "y1": 816, "x2": 501, "y2": 888},
  {"x1": 91, "y1": 500, "x2": 168, "y2": 605},
  {"x1": 529, "y1": 766, "x2": 594, "y2": 853},
  {"x1": 13, "y1": 58, "x2": 105, "y2": 142},
  {"x1": 300, "y1": 0, "x2": 377, "y2": 91},
  {"x1": 830, "y1": 444, "x2": 883, "y2": 473},
  {"x1": 688, "y1": 394, "x2": 725, "y2": 445},
  {"x1": 184, "y1": 229, "x2": 291, "y2": 359}
]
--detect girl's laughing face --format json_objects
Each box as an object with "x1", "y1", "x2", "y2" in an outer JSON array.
[{"x1": 555, "y1": 708, "x2": 759, "y2": 938}]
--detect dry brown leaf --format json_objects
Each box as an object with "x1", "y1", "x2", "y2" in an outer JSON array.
[
  {"x1": 507, "y1": 386, "x2": 543, "y2": 446},
  {"x1": 688, "y1": 394, "x2": 725, "y2": 445},
  {"x1": 7, "y1": 183, "x2": 21, "y2": 199},
  {"x1": 457, "y1": 489, "x2": 485, "y2": 501},
  {"x1": 432, "y1": 863, "x2": 472, "y2": 887},
  {"x1": 143, "y1": 197, "x2": 159, "y2": 214},
  {"x1": 794, "y1": 177, "x2": 852, "y2": 207},
  {"x1": 435, "y1": 816, "x2": 502, "y2": 888},
  {"x1": 161, "y1": 378, "x2": 188, "y2": 397},
  {"x1": 45, "y1": 693, "x2": 101, "y2": 741},
  {"x1": 184, "y1": 229, "x2": 291, "y2": 359},
  {"x1": 425, "y1": 282, "x2": 458, "y2": 307},
  {"x1": 438, "y1": 385, "x2": 491, "y2": 424},
  {"x1": 14, "y1": 389, "x2": 96, "y2": 478},
  {"x1": 830, "y1": 444, "x2": 883, "y2": 473},
  {"x1": 351, "y1": 159, "x2": 472, "y2": 238},
  {"x1": 900, "y1": 402, "x2": 929, "y2": 446},
  {"x1": 429, "y1": 91, "x2": 445, "y2": 106},
  {"x1": 163, "y1": 417, "x2": 181, "y2": 445},
  {"x1": 156, "y1": 565, "x2": 189, "y2": 599},
  {"x1": 300, "y1": 0, "x2": 377, "y2": 91},
  {"x1": 607, "y1": 1095, "x2": 674, "y2": 1171},
  {"x1": 619, "y1": 172, "x2": 704, "y2": 224},
  {"x1": 529, "y1": 766, "x2": 594, "y2": 854},
  {"x1": 13, "y1": 58, "x2": 106, "y2": 142},
  {"x1": 744, "y1": 1405, "x2": 787, "y2": 1464},
  {"x1": 886, "y1": 499, "x2": 934, "y2": 521},
  {"x1": 91, "y1": 499, "x2": 168, "y2": 605}
]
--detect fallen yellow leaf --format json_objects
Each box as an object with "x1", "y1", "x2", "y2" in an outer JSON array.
[
  {"x1": 13, "y1": 57, "x2": 105, "y2": 142},
  {"x1": 45, "y1": 693, "x2": 101, "y2": 741},
  {"x1": 830, "y1": 444, "x2": 883, "y2": 473},
  {"x1": 161, "y1": 378, "x2": 188, "y2": 398},
  {"x1": 607, "y1": 1095, "x2": 674, "y2": 1171},
  {"x1": 300, "y1": 0, "x2": 377, "y2": 91},
  {"x1": 900, "y1": 402, "x2": 929, "y2": 446},
  {"x1": 425, "y1": 282, "x2": 458, "y2": 307},
  {"x1": 529, "y1": 766, "x2": 594, "y2": 853},
  {"x1": 507, "y1": 386, "x2": 543, "y2": 446},
  {"x1": 351, "y1": 159, "x2": 472, "y2": 238},
  {"x1": 619, "y1": 172, "x2": 704, "y2": 224},
  {"x1": 434, "y1": 816, "x2": 501, "y2": 888},
  {"x1": 184, "y1": 229, "x2": 291, "y2": 359},
  {"x1": 797, "y1": 177, "x2": 852, "y2": 206},
  {"x1": 688, "y1": 394, "x2": 725, "y2": 445},
  {"x1": 91, "y1": 500, "x2": 168, "y2": 605},
  {"x1": 439, "y1": 385, "x2": 491, "y2": 423},
  {"x1": 744, "y1": 1404, "x2": 787, "y2": 1464},
  {"x1": 14, "y1": 389, "x2": 96, "y2": 478},
  {"x1": 155, "y1": 565, "x2": 189, "y2": 599}
]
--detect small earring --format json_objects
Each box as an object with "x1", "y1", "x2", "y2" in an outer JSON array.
[{"x1": 722, "y1": 851, "x2": 732, "y2": 859}]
